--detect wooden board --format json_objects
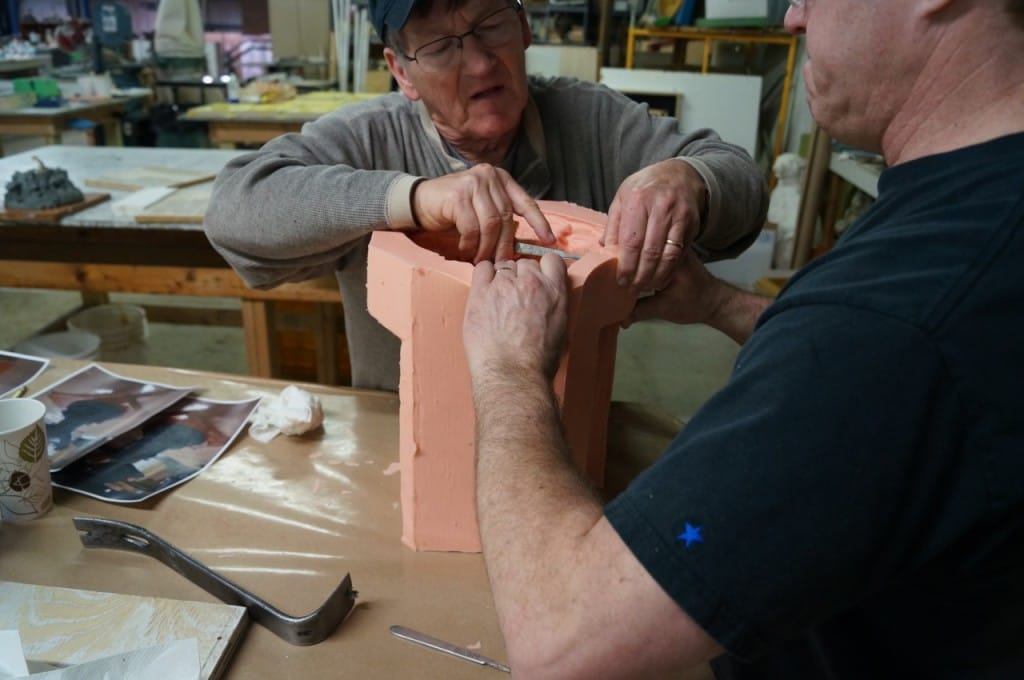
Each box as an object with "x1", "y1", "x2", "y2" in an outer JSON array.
[
  {"x1": 0, "y1": 581, "x2": 248, "y2": 680},
  {"x1": 134, "y1": 181, "x2": 213, "y2": 224},
  {"x1": 0, "y1": 192, "x2": 109, "y2": 223},
  {"x1": 84, "y1": 166, "x2": 217, "y2": 192}
]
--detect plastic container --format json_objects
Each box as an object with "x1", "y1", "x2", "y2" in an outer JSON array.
[
  {"x1": 12, "y1": 330, "x2": 101, "y2": 360},
  {"x1": 66, "y1": 304, "x2": 148, "y2": 363}
]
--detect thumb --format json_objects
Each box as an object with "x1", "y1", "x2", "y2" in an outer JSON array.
[{"x1": 630, "y1": 294, "x2": 668, "y2": 324}]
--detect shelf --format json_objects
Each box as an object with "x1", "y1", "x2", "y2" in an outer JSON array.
[{"x1": 828, "y1": 152, "x2": 882, "y2": 199}]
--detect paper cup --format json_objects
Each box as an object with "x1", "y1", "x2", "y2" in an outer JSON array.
[{"x1": 0, "y1": 398, "x2": 53, "y2": 522}]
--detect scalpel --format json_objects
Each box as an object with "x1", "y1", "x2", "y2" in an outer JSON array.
[
  {"x1": 390, "y1": 624, "x2": 511, "y2": 673},
  {"x1": 513, "y1": 241, "x2": 581, "y2": 260}
]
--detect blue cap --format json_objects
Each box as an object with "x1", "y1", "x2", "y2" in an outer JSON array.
[{"x1": 369, "y1": 0, "x2": 417, "y2": 41}]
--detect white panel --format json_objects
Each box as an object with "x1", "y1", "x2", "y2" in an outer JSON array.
[
  {"x1": 526, "y1": 45, "x2": 599, "y2": 82},
  {"x1": 600, "y1": 67, "x2": 762, "y2": 158}
]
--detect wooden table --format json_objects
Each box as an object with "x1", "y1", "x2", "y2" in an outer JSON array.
[
  {"x1": 0, "y1": 94, "x2": 149, "y2": 148},
  {"x1": 0, "y1": 145, "x2": 346, "y2": 383},
  {"x1": 0, "y1": 359, "x2": 681, "y2": 678},
  {"x1": 182, "y1": 91, "x2": 381, "y2": 147},
  {"x1": 0, "y1": 56, "x2": 51, "y2": 78}
]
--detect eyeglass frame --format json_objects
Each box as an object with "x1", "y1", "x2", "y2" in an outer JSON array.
[{"x1": 397, "y1": 3, "x2": 525, "y2": 72}]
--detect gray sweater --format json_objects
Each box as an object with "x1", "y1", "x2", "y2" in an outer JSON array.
[{"x1": 204, "y1": 76, "x2": 768, "y2": 391}]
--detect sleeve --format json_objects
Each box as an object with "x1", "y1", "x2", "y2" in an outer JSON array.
[
  {"x1": 604, "y1": 304, "x2": 963, "y2": 659},
  {"x1": 202, "y1": 101, "x2": 418, "y2": 290}
]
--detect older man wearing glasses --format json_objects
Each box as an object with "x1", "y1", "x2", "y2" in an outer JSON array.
[{"x1": 204, "y1": 0, "x2": 767, "y2": 392}]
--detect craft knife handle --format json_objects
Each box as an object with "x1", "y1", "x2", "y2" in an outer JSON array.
[{"x1": 390, "y1": 624, "x2": 511, "y2": 673}]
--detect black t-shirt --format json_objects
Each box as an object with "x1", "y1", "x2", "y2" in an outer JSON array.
[{"x1": 605, "y1": 132, "x2": 1024, "y2": 678}]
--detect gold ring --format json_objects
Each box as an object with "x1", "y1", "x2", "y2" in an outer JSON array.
[{"x1": 665, "y1": 239, "x2": 685, "y2": 251}]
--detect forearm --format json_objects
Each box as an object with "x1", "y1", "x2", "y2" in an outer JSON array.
[
  {"x1": 205, "y1": 156, "x2": 413, "y2": 287},
  {"x1": 472, "y1": 368, "x2": 604, "y2": 668},
  {"x1": 707, "y1": 280, "x2": 773, "y2": 344}
]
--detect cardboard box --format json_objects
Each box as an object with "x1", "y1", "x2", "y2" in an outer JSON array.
[{"x1": 704, "y1": 0, "x2": 768, "y2": 20}]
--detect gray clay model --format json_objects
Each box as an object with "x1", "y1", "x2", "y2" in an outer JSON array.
[{"x1": 4, "y1": 157, "x2": 85, "y2": 210}]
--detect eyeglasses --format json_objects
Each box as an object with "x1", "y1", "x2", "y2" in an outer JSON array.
[{"x1": 401, "y1": 5, "x2": 522, "y2": 73}]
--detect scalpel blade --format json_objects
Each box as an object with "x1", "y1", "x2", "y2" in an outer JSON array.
[
  {"x1": 390, "y1": 624, "x2": 511, "y2": 673},
  {"x1": 514, "y1": 242, "x2": 581, "y2": 260}
]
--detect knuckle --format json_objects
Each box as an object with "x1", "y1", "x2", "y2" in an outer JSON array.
[{"x1": 640, "y1": 245, "x2": 663, "y2": 262}]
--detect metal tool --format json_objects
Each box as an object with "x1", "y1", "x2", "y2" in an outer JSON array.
[
  {"x1": 514, "y1": 242, "x2": 581, "y2": 260},
  {"x1": 391, "y1": 624, "x2": 511, "y2": 673},
  {"x1": 74, "y1": 516, "x2": 357, "y2": 646}
]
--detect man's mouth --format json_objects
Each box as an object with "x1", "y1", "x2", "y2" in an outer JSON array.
[{"x1": 470, "y1": 85, "x2": 503, "y2": 100}]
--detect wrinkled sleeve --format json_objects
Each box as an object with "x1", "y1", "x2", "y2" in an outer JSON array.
[{"x1": 202, "y1": 103, "x2": 416, "y2": 290}]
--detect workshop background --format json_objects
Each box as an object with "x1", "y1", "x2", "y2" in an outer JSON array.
[{"x1": 1, "y1": 0, "x2": 881, "y2": 423}]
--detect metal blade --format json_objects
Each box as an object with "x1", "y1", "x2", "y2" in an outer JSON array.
[{"x1": 513, "y1": 242, "x2": 581, "y2": 260}]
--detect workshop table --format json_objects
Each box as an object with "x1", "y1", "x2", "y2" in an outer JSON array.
[
  {"x1": 0, "y1": 359, "x2": 684, "y2": 678},
  {"x1": 0, "y1": 92, "x2": 151, "y2": 148},
  {"x1": 182, "y1": 91, "x2": 381, "y2": 147},
  {"x1": 0, "y1": 145, "x2": 346, "y2": 383}
]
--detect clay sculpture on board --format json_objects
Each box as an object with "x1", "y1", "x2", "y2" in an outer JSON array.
[
  {"x1": 3, "y1": 157, "x2": 84, "y2": 210},
  {"x1": 368, "y1": 201, "x2": 636, "y2": 552}
]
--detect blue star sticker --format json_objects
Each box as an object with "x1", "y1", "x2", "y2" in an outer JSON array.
[{"x1": 677, "y1": 523, "x2": 704, "y2": 549}]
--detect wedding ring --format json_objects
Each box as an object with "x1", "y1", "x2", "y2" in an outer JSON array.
[
  {"x1": 494, "y1": 262, "x2": 516, "y2": 272},
  {"x1": 665, "y1": 238, "x2": 686, "y2": 251}
]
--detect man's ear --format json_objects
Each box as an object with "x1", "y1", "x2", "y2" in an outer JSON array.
[
  {"x1": 384, "y1": 47, "x2": 421, "y2": 101},
  {"x1": 519, "y1": 9, "x2": 532, "y2": 49}
]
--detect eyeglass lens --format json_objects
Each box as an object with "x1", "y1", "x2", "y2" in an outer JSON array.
[{"x1": 411, "y1": 6, "x2": 520, "y2": 71}]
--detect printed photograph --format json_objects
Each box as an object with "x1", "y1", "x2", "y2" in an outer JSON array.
[
  {"x1": 30, "y1": 364, "x2": 194, "y2": 471},
  {"x1": 51, "y1": 395, "x2": 259, "y2": 503},
  {"x1": 0, "y1": 352, "x2": 49, "y2": 399}
]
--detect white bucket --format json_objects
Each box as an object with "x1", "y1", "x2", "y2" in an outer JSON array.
[
  {"x1": 66, "y1": 304, "x2": 148, "y2": 363},
  {"x1": 12, "y1": 330, "x2": 101, "y2": 360}
]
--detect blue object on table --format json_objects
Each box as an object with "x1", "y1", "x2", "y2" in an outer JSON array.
[{"x1": 674, "y1": 0, "x2": 698, "y2": 24}]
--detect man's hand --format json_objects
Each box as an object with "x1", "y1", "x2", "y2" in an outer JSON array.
[
  {"x1": 412, "y1": 165, "x2": 555, "y2": 263},
  {"x1": 628, "y1": 247, "x2": 771, "y2": 345},
  {"x1": 463, "y1": 253, "x2": 568, "y2": 382},
  {"x1": 603, "y1": 159, "x2": 707, "y2": 292}
]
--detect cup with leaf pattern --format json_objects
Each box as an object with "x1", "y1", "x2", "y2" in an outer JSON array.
[{"x1": 0, "y1": 398, "x2": 53, "y2": 521}]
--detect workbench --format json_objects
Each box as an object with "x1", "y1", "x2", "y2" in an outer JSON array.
[
  {"x1": 0, "y1": 92, "x2": 151, "y2": 149},
  {"x1": 182, "y1": 91, "x2": 381, "y2": 147},
  {"x1": 0, "y1": 358, "x2": 688, "y2": 678},
  {"x1": 0, "y1": 145, "x2": 347, "y2": 384}
]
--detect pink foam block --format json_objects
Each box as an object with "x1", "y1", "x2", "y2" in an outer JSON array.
[{"x1": 368, "y1": 201, "x2": 635, "y2": 552}]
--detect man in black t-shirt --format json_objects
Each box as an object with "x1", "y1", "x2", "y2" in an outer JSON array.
[{"x1": 460, "y1": 0, "x2": 1024, "y2": 677}]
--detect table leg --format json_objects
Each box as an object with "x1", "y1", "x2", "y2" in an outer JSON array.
[
  {"x1": 242, "y1": 299, "x2": 278, "y2": 378},
  {"x1": 314, "y1": 303, "x2": 340, "y2": 385}
]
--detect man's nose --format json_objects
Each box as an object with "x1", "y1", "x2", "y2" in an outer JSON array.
[
  {"x1": 784, "y1": 6, "x2": 807, "y2": 35},
  {"x1": 458, "y1": 33, "x2": 497, "y2": 70}
]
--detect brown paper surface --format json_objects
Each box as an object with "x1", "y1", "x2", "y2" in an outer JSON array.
[{"x1": 0, "y1": 359, "x2": 678, "y2": 678}]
